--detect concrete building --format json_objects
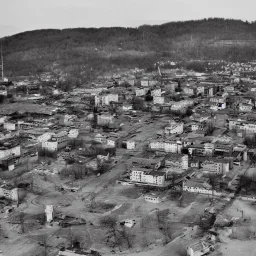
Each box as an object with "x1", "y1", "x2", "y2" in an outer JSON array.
[
  {"x1": 239, "y1": 103, "x2": 253, "y2": 112},
  {"x1": 95, "y1": 94, "x2": 119, "y2": 106},
  {"x1": 149, "y1": 140, "x2": 182, "y2": 153},
  {"x1": 126, "y1": 140, "x2": 135, "y2": 150},
  {"x1": 188, "y1": 144, "x2": 214, "y2": 157},
  {"x1": 68, "y1": 129, "x2": 79, "y2": 139},
  {"x1": 0, "y1": 144, "x2": 21, "y2": 160},
  {"x1": 42, "y1": 131, "x2": 68, "y2": 152},
  {"x1": 141, "y1": 79, "x2": 149, "y2": 87},
  {"x1": 45, "y1": 205, "x2": 55, "y2": 222},
  {"x1": 153, "y1": 96, "x2": 165, "y2": 105},
  {"x1": 135, "y1": 88, "x2": 146, "y2": 97},
  {"x1": 183, "y1": 85, "x2": 197, "y2": 96},
  {"x1": 122, "y1": 104, "x2": 133, "y2": 111},
  {"x1": 165, "y1": 154, "x2": 189, "y2": 170},
  {"x1": 151, "y1": 88, "x2": 162, "y2": 97},
  {"x1": 97, "y1": 114, "x2": 114, "y2": 126},
  {"x1": 4, "y1": 122, "x2": 18, "y2": 131},
  {"x1": 94, "y1": 134, "x2": 107, "y2": 144},
  {"x1": 144, "y1": 194, "x2": 162, "y2": 203},
  {"x1": 183, "y1": 180, "x2": 222, "y2": 196},
  {"x1": 191, "y1": 123, "x2": 206, "y2": 132},
  {"x1": 228, "y1": 118, "x2": 256, "y2": 135},
  {"x1": 0, "y1": 187, "x2": 19, "y2": 201},
  {"x1": 201, "y1": 159, "x2": 229, "y2": 174},
  {"x1": 171, "y1": 100, "x2": 194, "y2": 111},
  {"x1": 107, "y1": 137, "x2": 117, "y2": 147},
  {"x1": 130, "y1": 168, "x2": 166, "y2": 186},
  {"x1": 165, "y1": 122, "x2": 184, "y2": 135},
  {"x1": 37, "y1": 132, "x2": 55, "y2": 143},
  {"x1": 187, "y1": 240, "x2": 215, "y2": 256}
]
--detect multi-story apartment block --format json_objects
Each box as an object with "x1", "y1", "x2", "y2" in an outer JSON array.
[
  {"x1": 149, "y1": 140, "x2": 182, "y2": 153},
  {"x1": 187, "y1": 143, "x2": 214, "y2": 157},
  {"x1": 201, "y1": 158, "x2": 230, "y2": 174},
  {"x1": 130, "y1": 168, "x2": 166, "y2": 186},
  {"x1": 228, "y1": 118, "x2": 256, "y2": 135}
]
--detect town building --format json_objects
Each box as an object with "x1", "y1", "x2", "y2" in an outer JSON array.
[
  {"x1": 130, "y1": 168, "x2": 167, "y2": 186},
  {"x1": 149, "y1": 140, "x2": 182, "y2": 153},
  {"x1": 0, "y1": 143, "x2": 21, "y2": 160},
  {"x1": 165, "y1": 122, "x2": 184, "y2": 135},
  {"x1": 183, "y1": 179, "x2": 222, "y2": 196},
  {"x1": 97, "y1": 114, "x2": 115, "y2": 127},
  {"x1": 165, "y1": 154, "x2": 189, "y2": 170},
  {"x1": 201, "y1": 158, "x2": 230, "y2": 174}
]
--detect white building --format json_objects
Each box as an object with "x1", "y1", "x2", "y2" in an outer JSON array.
[
  {"x1": 141, "y1": 80, "x2": 149, "y2": 87},
  {"x1": 239, "y1": 103, "x2": 253, "y2": 112},
  {"x1": 4, "y1": 122, "x2": 17, "y2": 131},
  {"x1": 151, "y1": 88, "x2": 162, "y2": 97},
  {"x1": 153, "y1": 96, "x2": 165, "y2": 105},
  {"x1": 130, "y1": 169, "x2": 166, "y2": 186},
  {"x1": 97, "y1": 114, "x2": 114, "y2": 126},
  {"x1": 149, "y1": 140, "x2": 182, "y2": 153},
  {"x1": 94, "y1": 134, "x2": 107, "y2": 143},
  {"x1": 144, "y1": 194, "x2": 162, "y2": 203},
  {"x1": 107, "y1": 137, "x2": 116, "y2": 147},
  {"x1": 165, "y1": 122, "x2": 184, "y2": 135},
  {"x1": 0, "y1": 115, "x2": 7, "y2": 124},
  {"x1": 165, "y1": 154, "x2": 189, "y2": 170},
  {"x1": 183, "y1": 180, "x2": 222, "y2": 196},
  {"x1": 95, "y1": 94, "x2": 119, "y2": 106},
  {"x1": 135, "y1": 88, "x2": 146, "y2": 97},
  {"x1": 171, "y1": 100, "x2": 194, "y2": 111},
  {"x1": 0, "y1": 145, "x2": 21, "y2": 160},
  {"x1": 42, "y1": 131, "x2": 68, "y2": 152},
  {"x1": 68, "y1": 129, "x2": 79, "y2": 139},
  {"x1": 122, "y1": 104, "x2": 133, "y2": 111},
  {"x1": 0, "y1": 187, "x2": 19, "y2": 201},
  {"x1": 37, "y1": 132, "x2": 55, "y2": 143},
  {"x1": 126, "y1": 140, "x2": 135, "y2": 150},
  {"x1": 45, "y1": 205, "x2": 55, "y2": 222},
  {"x1": 42, "y1": 140, "x2": 58, "y2": 152}
]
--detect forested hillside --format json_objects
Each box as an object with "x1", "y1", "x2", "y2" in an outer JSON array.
[{"x1": 2, "y1": 18, "x2": 256, "y2": 78}]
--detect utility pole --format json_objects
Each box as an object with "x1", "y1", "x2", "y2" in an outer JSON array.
[{"x1": 0, "y1": 43, "x2": 3, "y2": 81}]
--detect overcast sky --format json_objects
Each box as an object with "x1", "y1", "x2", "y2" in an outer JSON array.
[{"x1": 1, "y1": 0, "x2": 255, "y2": 37}]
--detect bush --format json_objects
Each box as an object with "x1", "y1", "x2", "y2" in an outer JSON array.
[{"x1": 0, "y1": 95, "x2": 5, "y2": 103}]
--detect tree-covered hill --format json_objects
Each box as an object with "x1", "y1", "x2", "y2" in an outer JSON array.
[{"x1": 2, "y1": 18, "x2": 256, "y2": 78}]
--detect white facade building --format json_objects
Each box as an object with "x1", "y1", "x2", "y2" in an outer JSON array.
[
  {"x1": 135, "y1": 88, "x2": 146, "y2": 97},
  {"x1": 165, "y1": 123, "x2": 184, "y2": 135},
  {"x1": 153, "y1": 96, "x2": 165, "y2": 105},
  {"x1": 0, "y1": 145, "x2": 21, "y2": 160},
  {"x1": 150, "y1": 140, "x2": 182, "y2": 153}
]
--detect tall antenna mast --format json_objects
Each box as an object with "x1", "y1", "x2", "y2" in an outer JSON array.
[{"x1": 0, "y1": 43, "x2": 3, "y2": 81}]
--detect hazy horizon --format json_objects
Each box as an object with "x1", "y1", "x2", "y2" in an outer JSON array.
[{"x1": 1, "y1": 0, "x2": 256, "y2": 38}]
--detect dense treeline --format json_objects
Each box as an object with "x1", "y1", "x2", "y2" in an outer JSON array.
[{"x1": 2, "y1": 18, "x2": 256, "y2": 76}]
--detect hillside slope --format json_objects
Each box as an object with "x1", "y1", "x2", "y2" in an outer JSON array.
[{"x1": 2, "y1": 18, "x2": 256, "y2": 78}]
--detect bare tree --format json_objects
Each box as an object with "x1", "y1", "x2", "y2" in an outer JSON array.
[
  {"x1": 89, "y1": 192, "x2": 97, "y2": 209},
  {"x1": 100, "y1": 215, "x2": 122, "y2": 248},
  {"x1": 120, "y1": 225, "x2": 135, "y2": 249},
  {"x1": 37, "y1": 234, "x2": 49, "y2": 256}
]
